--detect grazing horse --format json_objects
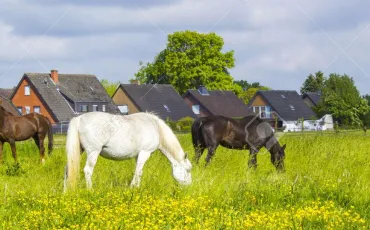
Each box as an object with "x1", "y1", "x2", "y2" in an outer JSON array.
[
  {"x1": 0, "y1": 103, "x2": 53, "y2": 164},
  {"x1": 191, "y1": 114, "x2": 286, "y2": 171},
  {"x1": 64, "y1": 112, "x2": 192, "y2": 192}
]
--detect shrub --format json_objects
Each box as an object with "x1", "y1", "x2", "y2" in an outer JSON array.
[{"x1": 166, "y1": 116, "x2": 195, "y2": 132}]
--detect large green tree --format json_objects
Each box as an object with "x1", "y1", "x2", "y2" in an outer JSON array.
[
  {"x1": 315, "y1": 73, "x2": 369, "y2": 126},
  {"x1": 300, "y1": 71, "x2": 326, "y2": 94},
  {"x1": 133, "y1": 30, "x2": 242, "y2": 95}
]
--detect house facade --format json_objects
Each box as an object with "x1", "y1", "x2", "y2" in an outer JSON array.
[
  {"x1": 248, "y1": 90, "x2": 332, "y2": 132},
  {"x1": 182, "y1": 86, "x2": 250, "y2": 118},
  {"x1": 10, "y1": 70, "x2": 120, "y2": 125},
  {"x1": 112, "y1": 81, "x2": 196, "y2": 121}
]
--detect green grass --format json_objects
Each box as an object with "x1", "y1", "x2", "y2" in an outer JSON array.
[{"x1": 0, "y1": 132, "x2": 369, "y2": 229}]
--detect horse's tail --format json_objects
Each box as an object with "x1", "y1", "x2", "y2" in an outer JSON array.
[
  {"x1": 46, "y1": 117, "x2": 54, "y2": 155},
  {"x1": 191, "y1": 118, "x2": 205, "y2": 148},
  {"x1": 64, "y1": 116, "x2": 81, "y2": 192}
]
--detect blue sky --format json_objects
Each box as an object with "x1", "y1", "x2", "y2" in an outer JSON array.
[{"x1": 1, "y1": 0, "x2": 370, "y2": 94}]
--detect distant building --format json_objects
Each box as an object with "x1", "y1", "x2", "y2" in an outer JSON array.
[
  {"x1": 182, "y1": 85, "x2": 250, "y2": 118},
  {"x1": 10, "y1": 70, "x2": 120, "y2": 124},
  {"x1": 302, "y1": 92, "x2": 321, "y2": 107},
  {"x1": 248, "y1": 90, "x2": 332, "y2": 132},
  {"x1": 112, "y1": 81, "x2": 196, "y2": 121}
]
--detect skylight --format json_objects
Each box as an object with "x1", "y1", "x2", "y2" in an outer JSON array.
[
  {"x1": 289, "y1": 104, "x2": 295, "y2": 110},
  {"x1": 281, "y1": 95, "x2": 286, "y2": 99},
  {"x1": 163, "y1": 104, "x2": 171, "y2": 112}
]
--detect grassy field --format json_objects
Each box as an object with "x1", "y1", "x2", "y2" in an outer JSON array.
[{"x1": 0, "y1": 132, "x2": 369, "y2": 229}]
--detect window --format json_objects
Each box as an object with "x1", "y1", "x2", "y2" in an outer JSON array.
[
  {"x1": 102, "y1": 105, "x2": 106, "y2": 112},
  {"x1": 93, "y1": 105, "x2": 98, "y2": 112},
  {"x1": 33, "y1": 106, "x2": 41, "y2": 114},
  {"x1": 80, "y1": 105, "x2": 88, "y2": 112},
  {"x1": 25, "y1": 85, "x2": 30, "y2": 96},
  {"x1": 253, "y1": 106, "x2": 271, "y2": 118},
  {"x1": 17, "y1": 107, "x2": 22, "y2": 114},
  {"x1": 163, "y1": 104, "x2": 171, "y2": 112},
  {"x1": 118, "y1": 105, "x2": 128, "y2": 114},
  {"x1": 25, "y1": 106, "x2": 31, "y2": 114},
  {"x1": 192, "y1": 105, "x2": 200, "y2": 115}
]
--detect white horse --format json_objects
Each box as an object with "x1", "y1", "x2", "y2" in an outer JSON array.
[{"x1": 63, "y1": 112, "x2": 192, "y2": 192}]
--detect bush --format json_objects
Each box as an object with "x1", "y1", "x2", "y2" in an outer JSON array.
[{"x1": 166, "y1": 116, "x2": 195, "y2": 132}]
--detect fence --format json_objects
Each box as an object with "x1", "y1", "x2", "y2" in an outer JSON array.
[{"x1": 52, "y1": 122, "x2": 69, "y2": 134}]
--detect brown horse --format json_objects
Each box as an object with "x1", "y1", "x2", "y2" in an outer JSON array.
[{"x1": 0, "y1": 102, "x2": 53, "y2": 164}]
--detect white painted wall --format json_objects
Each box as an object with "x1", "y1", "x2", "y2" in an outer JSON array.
[{"x1": 281, "y1": 114, "x2": 334, "y2": 132}]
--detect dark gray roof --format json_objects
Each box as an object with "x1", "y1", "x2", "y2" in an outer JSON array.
[
  {"x1": 12, "y1": 73, "x2": 120, "y2": 122},
  {"x1": 119, "y1": 84, "x2": 197, "y2": 121},
  {"x1": 302, "y1": 92, "x2": 321, "y2": 106},
  {"x1": 25, "y1": 73, "x2": 76, "y2": 122},
  {"x1": 0, "y1": 95, "x2": 21, "y2": 116},
  {"x1": 184, "y1": 88, "x2": 250, "y2": 118},
  {"x1": 0, "y1": 88, "x2": 15, "y2": 99},
  {"x1": 253, "y1": 90, "x2": 317, "y2": 121}
]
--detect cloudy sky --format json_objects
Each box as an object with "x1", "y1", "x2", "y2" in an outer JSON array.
[{"x1": 1, "y1": 0, "x2": 370, "y2": 94}]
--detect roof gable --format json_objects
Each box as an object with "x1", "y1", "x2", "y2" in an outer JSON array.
[
  {"x1": 255, "y1": 90, "x2": 317, "y2": 120},
  {"x1": 184, "y1": 88, "x2": 250, "y2": 118},
  {"x1": 119, "y1": 84, "x2": 196, "y2": 121},
  {"x1": 302, "y1": 92, "x2": 321, "y2": 105},
  {"x1": 0, "y1": 95, "x2": 21, "y2": 116}
]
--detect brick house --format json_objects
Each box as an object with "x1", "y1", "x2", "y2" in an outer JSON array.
[
  {"x1": 10, "y1": 70, "x2": 120, "y2": 126},
  {"x1": 112, "y1": 81, "x2": 196, "y2": 121}
]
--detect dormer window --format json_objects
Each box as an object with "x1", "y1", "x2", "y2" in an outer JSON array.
[{"x1": 198, "y1": 85, "x2": 209, "y2": 96}]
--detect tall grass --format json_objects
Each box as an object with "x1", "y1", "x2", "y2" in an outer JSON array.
[{"x1": 0, "y1": 132, "x2": 369, "y2": 229}]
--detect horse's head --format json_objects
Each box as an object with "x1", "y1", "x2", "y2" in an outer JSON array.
[
  {"x1": 172, "y1": 152, "x2": 192, "y2": 185},
  {"x1": 275, "y1": 144, "x2": 286, "y2": 172}
]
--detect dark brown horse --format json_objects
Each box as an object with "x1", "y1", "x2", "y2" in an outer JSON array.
[
  {"x1": 191, "y1": 114, "x2": 286, "y2": 171},
  {"x1": 0, "y1": 103, "x2": 53, "y2": 164}
]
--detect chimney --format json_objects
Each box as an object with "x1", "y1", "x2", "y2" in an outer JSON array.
[
  {"x1": 50, "y1": 69, "x2": 58, "y2": 83},
  {"x1": 130, "y1": 79, "x2": 140, "y2": 85}
]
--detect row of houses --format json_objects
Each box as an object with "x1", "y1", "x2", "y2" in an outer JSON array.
[{"x1": 0, "y1": 70, "x2": 333, "y2": 133}]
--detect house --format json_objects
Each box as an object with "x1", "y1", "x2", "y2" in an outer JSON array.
[
  {"x1": 112, "y1": 81, "x2": 197, "y2": 121},
  {"x1": 182, "y1": 85, "x2": 250, "y2": 118},
  {"x1": 248, "y1": 90, "x2": 332, "y2": 132},
  {"x1": 0, "y1": 89, "x2": 21, "y2": 116},
  {"x1": 10, "y1": 70, "x2": 120, "y2": 125},
  {"x1": 0, "y1": 87, "x2": 15, "y2": 99},
  {"x1": 302, "y1": 92, "x2": 321, "y2": 107}
]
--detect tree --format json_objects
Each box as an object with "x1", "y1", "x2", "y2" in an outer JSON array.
[
  {"x1": 100, "y1": 79, "x2": 120, "y2": 97},
  {"x1": 315, "y1": 73, "x2": 369, "y2": 126},
  {"x1": 300, "y1": 71, "x2": 326, "y2": 94},
  {"x1": 239, "y1": 86, "x2": 271, "y2": 104},
  {"x1": 360, "y1": 94, "x2": 370, "y2": 126},
  {"x1": 133, "y1": 30, "x2": 241, "y2": 95}
]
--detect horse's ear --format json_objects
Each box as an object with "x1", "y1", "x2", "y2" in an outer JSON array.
[{"x1": 282, "y1": 144, "x2": 286, "y2": 150}]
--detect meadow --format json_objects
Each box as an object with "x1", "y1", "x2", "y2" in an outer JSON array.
[{"x1": 0, "y1": 131, "x2": 369, "y2": 229}]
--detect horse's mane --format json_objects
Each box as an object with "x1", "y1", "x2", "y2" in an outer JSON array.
[{"x1": 142, "y1": 112, "x2": 185, "y2": 163}]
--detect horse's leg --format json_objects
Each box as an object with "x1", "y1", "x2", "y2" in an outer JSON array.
[
  {"x1": 130, "y1": 150, "x2": 152, "y2": 188},
  {"x1": 37, "y1": 133, "x2": 46, "y2": 164},
  {"x1": 84, "y1": 151, "x2": 100, "y2": 190},
  {"x1": 194, "y1": 145, "x2": 205, "y2": 164},
  {"x1": 248, "y1": 149, "x2": 258, "y2": 169},
  {"x1": 9, "y1": 141, "x2": 17, "y2": 163},
  {"x1": 205, "y1": 144, "x2": 219, "y2": 166},
  {"x1": 0, "y1": 141, "x2": 3, "y2": 164},
  {"x1": 32, "y1": 135, "x2": 42, "y2": 164}
]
